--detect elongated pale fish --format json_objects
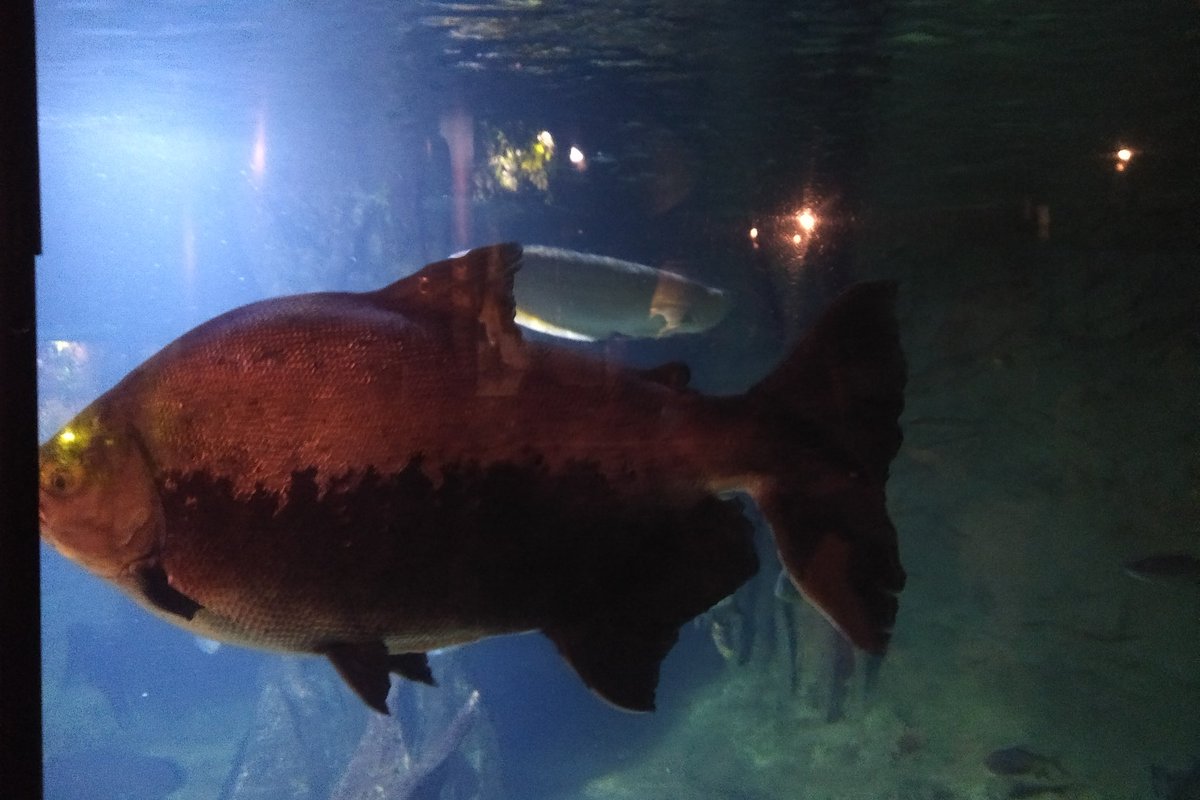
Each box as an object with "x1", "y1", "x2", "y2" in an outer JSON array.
[
  {"x1": 513, "y1": 244, "x2": 727, "y2": 340},
  {"x1": 39, "y1": 243, "x2": 906, "y2": 714}
]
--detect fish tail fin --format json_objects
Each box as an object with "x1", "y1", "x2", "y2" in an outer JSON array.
[{"x1": 746, "y1": 281, "x2": 906, "y2": 654}]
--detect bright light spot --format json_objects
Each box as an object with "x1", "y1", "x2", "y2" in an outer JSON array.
[
  {"x1": 1036, "y1": 204, "x2": 1051, "y2": 240},
  {"x1": 48, "y1": 339, "x2": 88, "y2": 364},
  {"x1": 569, "y1": 146, "x2": 585, "y2": 164},
  {"x1": 796, "y1": 209, "x2": 817, "y2": 232},
  {"x1": 749, "y1": 227, "x2": 759, "y2": 240},
  {"x1": 250, "y1": 113, "x2": 267, "y2": 185},
  {"x1": 792, "y1": 233, "x2": 802, "y2": 245},
  {"x1": 58, "y1": 429, "x2": 77, "y2": 445},
  {"x1": 486, "y1": 129, "x2": 554, "y2": 192},
  {"x1": 1116, "y1": 148, "x2": 1133, "y2": 162}
]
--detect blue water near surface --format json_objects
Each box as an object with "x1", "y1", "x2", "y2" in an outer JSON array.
[{"x1": 35, "y1": 1, "x2": 1199, "y2": 799}]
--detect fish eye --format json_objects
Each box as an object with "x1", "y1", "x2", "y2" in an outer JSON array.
[{"x1": 43, "y1": 466, "x2": 80, "y2": 497}]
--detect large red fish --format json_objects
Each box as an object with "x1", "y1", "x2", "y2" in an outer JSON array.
[{"x1": 38, "y1": 242, "x2": 905, "y2": 713}]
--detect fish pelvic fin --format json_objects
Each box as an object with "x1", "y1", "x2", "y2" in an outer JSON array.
[
  {"x1": 321, "y1": 641, "x2": 436, "y2": 714},
  {"x1": 747, "y1": 281, "x2": 906, "y2": 654}
]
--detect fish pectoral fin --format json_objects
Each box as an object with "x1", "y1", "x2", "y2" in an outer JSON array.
[
  {"x1": 132, "y1": 563, "x2": 202, "y2": 621},
  {"x1": 322, "y1": 641, "x2": 438, "y2": 714},
  {"x1": 543, "y1": 623, "x2": 677, "y2": 713}
]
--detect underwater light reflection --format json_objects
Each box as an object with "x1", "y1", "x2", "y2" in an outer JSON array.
[
  {"x1": 746, "y1": 193, "x2": 832, "y2": 260},
  {"x1": 249, "y1": 112, "x2": 267, "y2": 185},
  {"x1": 1114, "y1": 145, "x2": 1135, "y2": 172}
]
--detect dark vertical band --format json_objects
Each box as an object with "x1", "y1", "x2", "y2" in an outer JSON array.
[{"x1": 0, "y1": 1, "x2": 43, "y2": 798}]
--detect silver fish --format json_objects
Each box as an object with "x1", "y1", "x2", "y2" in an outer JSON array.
[
  {"x1": 513, "y1": 244, "x2": 727, "y2": 340},
  {"x1": 39, "y1": 242, "x2": 905, "y2": 713}
]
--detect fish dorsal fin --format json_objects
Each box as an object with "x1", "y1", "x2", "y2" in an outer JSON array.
[{"x1": 374, "y1": 243, "x2": 527, "y2": 369}]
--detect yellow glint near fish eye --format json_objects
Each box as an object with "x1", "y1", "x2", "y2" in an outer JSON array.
[{"x1": 56, "y1": 425, "x2": 94, "y2": 452}]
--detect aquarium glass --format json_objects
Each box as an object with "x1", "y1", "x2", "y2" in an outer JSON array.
[{"x1": 35, "y1": 1, "x2": 1199, "y2": 799}]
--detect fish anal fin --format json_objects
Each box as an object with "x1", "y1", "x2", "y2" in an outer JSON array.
[
  {"x1": 133, "y1": 562, "x2": 203, "y2": 621},
  {"x1": 757, "y1": 476, "x2": 904, "y2": 655},
  {"x1": 536, "y1": 493, "x2": 756, "y2": 711},
  {"x1": 544, "y1": 624, "x2": 675, "y2": 712}
]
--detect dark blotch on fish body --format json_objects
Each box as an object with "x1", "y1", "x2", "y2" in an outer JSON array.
[
  {"x1": 38, "y1": 242, "x2": 906, "y2": 715},
  {"x1": 158, "y1": 458, "x2": 759, "y2": 715}
]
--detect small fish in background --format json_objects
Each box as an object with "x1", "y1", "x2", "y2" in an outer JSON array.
[
  {"x1": 985, "y1": 745, "x2": 1068, "y2": 780},
  {"x1": 1151, "y1": 759, "x2": 1200, "y2": 800},
  {"x1": 44, "y1": 747, "x2": 185, "y2": 800},
  {"x1": 1123, "y1": 553, "x2": 1200, "y2": 589},
  {"x1": 513, "y1": 244, "x2": 728, "y2": 341}
]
